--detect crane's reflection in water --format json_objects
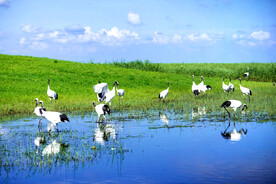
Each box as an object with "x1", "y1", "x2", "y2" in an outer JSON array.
[{"x1": 221, "y1": 121, "x2": 248, "y2": 141}]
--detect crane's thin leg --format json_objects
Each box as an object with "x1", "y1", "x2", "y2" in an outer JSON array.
[{"x1": 224, "y1": 107, "x2": 230, "y2": 118}]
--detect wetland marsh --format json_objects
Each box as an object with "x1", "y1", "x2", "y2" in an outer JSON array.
[
  {"x1": 1, "y1": 54, "x2": 276, "y2": 183},
  {"x1": 1, "y1": 111, "x2": 276, "y2": 183}
]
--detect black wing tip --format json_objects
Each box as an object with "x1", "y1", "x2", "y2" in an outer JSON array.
[
  {"x1": 221, "y1": 101, "x2": 231, "y2": 108},
  {"x1": 250, "y1": 90, "x2": 252, "y2": 95},
  {"x1": 103, "y1": 104, "x2": 111, "y2": 115},
  {"x1": 193, "y1": 90, "x2": 199, "y2": 96},
  {"x1": 206, "y1": 85, "x2": 212, "y2": 89},
  {"x1": 60, "y1": 114, "x2": 69, "y2": 122}
]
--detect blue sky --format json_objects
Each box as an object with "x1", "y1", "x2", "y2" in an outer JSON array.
[{"x1": 0, "y1": 0, "x2": 275, "y2": 63}]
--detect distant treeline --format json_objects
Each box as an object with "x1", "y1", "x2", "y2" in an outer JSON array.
[{"x1": 112, "y1": 60, "x2": 276, "y2": 82}]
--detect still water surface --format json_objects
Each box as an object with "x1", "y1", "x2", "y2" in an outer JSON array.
[{"x1": 0, "y1": 111, "x2": 275, "y2": 183}]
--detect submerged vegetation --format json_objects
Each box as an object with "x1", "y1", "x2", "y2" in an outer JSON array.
[{"x1": 0, "y1": 54, "x2": 276, "y2": 120}]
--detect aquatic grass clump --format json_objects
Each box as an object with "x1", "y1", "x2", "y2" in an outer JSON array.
[{"x1": 0, "y1": 119, "x2": 129, "y2": 182}]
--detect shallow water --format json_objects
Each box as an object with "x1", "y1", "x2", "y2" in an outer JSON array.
[{"x1": 0, "y1": 111, "x2": 276, "y2": 183}]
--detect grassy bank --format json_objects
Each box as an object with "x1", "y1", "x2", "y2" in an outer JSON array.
[
  {"x1": 0, "y1": 54, "x2": 275, "y2": 121},
  {"x1": 113, "y1": 60, "x2": 276, "y2": 82}
]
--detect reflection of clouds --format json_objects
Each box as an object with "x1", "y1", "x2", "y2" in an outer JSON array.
[
  {"x1": 192, "y1": 106, "x2": 206, "y2": 119},
  {"x1": 221, "y1": 123, "x2": 247, "y2": 142},
  {"x1": 0, "y1": 125, "x2": 9, "y2": 140},
  {"x1": 94, "y1": 123, "x2": 116, "y2": 145}
]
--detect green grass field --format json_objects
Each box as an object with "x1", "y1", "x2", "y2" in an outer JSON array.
[{"x1": 0, "y1": 54, "x2": 275, "y2": 120}]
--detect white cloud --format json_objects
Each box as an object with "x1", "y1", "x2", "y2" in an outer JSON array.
[
  {"x1": 29, "y1": 41, "x2": 48, "y2": 50},
  {"x1": 186, "y1": 33, "x2": 211, "y2": 41},
  {"x1": 233, "y1": 30, "x2": 272, "y2": 46},
  {"x1": 21, "y1": 24, "x2": 37, "y2": 33},
  {"x1": 65, "y1": 25, "x2": 85, "y2": 34},
  {"x1": 19, "y1": 37, "x2": 27, "y2": 44},
  {"x1": 19, "y1": 37, "x2": 47, "y2": 50},
  {"x1": 172, "y1": 34, "x2": 182, "y2": 43},
  {"x1": 0, "y1": 0, "x2": 9, "y2": 6},
  {"x1": 127, "y1": 12, "x2": 141, "y2": 25},
  {"x1": 34, "y1": 33, "x2": 45, "y2": 40},
  {"x1": 78, "y1": 26, "x2": 139, "y2": 45},
  {"x1": 49, "y1": 31, "x2": 59, "y2": 38},
  {"x1": 248, "y1": 41, "x2": 256, "y2": 46},
  {"x1": 152, "y1": 32, "x2": 218, "y2": 44},
  {"x1": 250, "y1": 30, "x2": 270, "y2": 40},
  {"x1": 233, "y1": 34, "x2": 246, "y2": 40},
  {"x1": 49, "y1": 30, "x2": 75, "y2": 43},
  {"x1": 152, "y1": 32, "x2": 169, "y2": 44}
]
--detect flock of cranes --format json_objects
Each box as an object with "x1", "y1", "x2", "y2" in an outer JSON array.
[{"x1": 34, "y1": 68, "x2": 256, "y2": 131}]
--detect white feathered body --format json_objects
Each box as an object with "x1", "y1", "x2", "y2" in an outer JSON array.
[
  {"x1": 199, "y1": 84, "x2": 212, "y2": 93},
  {"x1": 192, "y1": 77, "x2": 200, "y2": 96},
  {"x1": 222, "y1": 80, "x2": 230, "y2": 92},
  {"x1": 93, "y1": 83, "x2": 109, "y2": 102},
  {"x1": 41, "y1": 110, "x2": 69, "y2": 126},
  {"x1": 94, "y1": 103, "x2": 110, "y2": 122},
  {"x1": 159, "y1": 87, "x2": 169, "y2": 99},
  {"x1": 229, "y1": 81, "x2": 234, "y2": 91},
  {"x1": 240, "y1": 84, "x2": 251, "y2": 95},
  {"x1": 47, "y1": 85, "x2": 58, "y2": 100},
  {"x1": 104, "y1": 86, "x2": 116, "y2": 104},
  {"x1": 34, "y1": 107, "x2": 44, "y2": 117},
  {"x1": 227, "y1": 100, "x2": 242, "y2": 111},
  {"x1": 95, "y1": 104, "x2": 105, "y2": 117},
  {"x1": 192, "y1": 81, "x2": 198, "y2": 92},
  {"x1": 117, "y1": 89, "x2": 125, "y2": 98}
]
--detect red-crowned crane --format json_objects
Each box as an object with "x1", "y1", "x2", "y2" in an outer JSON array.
[
  {"x1": 192, "y1": 75, "x2": 199, "y2": 96},
  {"x1": 39, "y1": 101, "x2": 69, "y2": 132},
  {"x1": 238, "y1": 78, "x2": 252, "y2": 102},
  {"x1": 159, "y1": 81, "x2": 170, "y2": 102},
  {"x1": 198, "y1": 76, "x2": 212, "y2": 95},
  {"x1": 93, "y1": 101, "x2": 110, "y2": 122},
  {"x1": 33, "y1": 98, "x2": 46, "y2": 127},
  {"x1": 244, "y1": 68, "x2": 249, "y2": 78},
  {"x1": 228, "y1": 77, "x2": 235, "y2": 94},
  {"x1": 222, "y1": 77, "x2": 230, "y2": 93},
  {"x1": 221, "y1": 100, "x2": 248, "y2": 118},
  {"x1": 116, "y1": 82, "x2": 125, "y2": 102},
  {"x1": 47, "y1": 79, "x2": 58, "y2": 103}
]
